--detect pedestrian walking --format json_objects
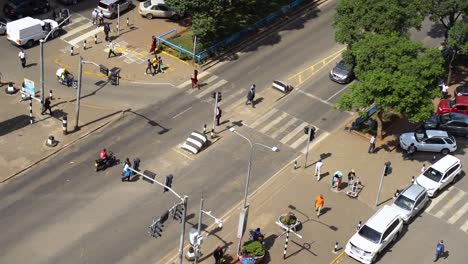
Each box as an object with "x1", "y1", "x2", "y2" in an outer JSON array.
[
  {"x1": 145, "y1": 59, "x2": 152, "y2": 75},
  {"x1": 215, "y1": 106, "x2": 222, "y2": 126},
  {"x1": 315, "y1": 159, "x2": 323, "y2": 181},
  {"x1": 213, "y1": 246, "x2": 224, "y2": 264},
  {"x1": 348, "y1": 169, "x2": 356, "y2": 185},
  {"x1": 103, "y1": 23, "x2": 110, "y2": 41},
  {"x1": 315, "y1": 194, "x2": 324, "y2": 218},
  {"x1": 149, "y1": 36, "x2": 157, "y2": 54},
  {"x1": 152, "y1": 56, "x2": 159, "y2": 75},
  {"x1": 191, "y1": 69, "x2": 199, "y2": 89},
  {"x1": 19, "y1": 49, "x2": 26, "y2": 68},
  {"x1": 41, "y1": 98, "x2": 52, "y2": 115},
  {"x1": 98, "y1": 10, "x2": 104, "y2": 27},
  {"x1": 157, "y1": 56, "x2": 164, "y2": 73},
  {"x1": 368, "y1": 135, "x2": 376, "y2": 153},
  {"x1": 245, "y1": 84, "x2": 256, "y2": 107},
  {"x1": 122, "y1": 158, "x2": 132, "y2": 181},
  {"x1": 91, "y1": 8, "x2": 98, "y2": 25},
  {"x1": 406, "y1": 143, "x2": 416, "y2": 160},
  {"x1": 107, "y1": 40, "x2": 117, "y2": 58}
]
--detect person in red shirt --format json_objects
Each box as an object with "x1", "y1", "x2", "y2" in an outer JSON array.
[{"x1": 100, "y1": 149, "x2": 108, "y2": 160}]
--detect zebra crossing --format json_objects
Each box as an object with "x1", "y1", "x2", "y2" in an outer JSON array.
[
  {"x1": 176, "y1": 72, "x2": 330, "y2": 152},
  {"x1": 426, "y1": 186, "x2": 468, "y2": 234},
  {"x1": 59, "y1": 14, "x2": 102, "y2": 47}
]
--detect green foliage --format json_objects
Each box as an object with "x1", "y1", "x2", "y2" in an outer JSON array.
[
  {"x1": 192, "y1": 13, "x2": 218, "y2": 49},
  {"x1": 333, "y1": 0, "x2": 427, "y2": 46},
  {"x1": 448, "y1": 20, "x2": 468, "y2": 55},
  {"x1": 242, "y1": 240, "x2": 265, "y2": 257},
  {"x1": 429, "y1": 0, "x2": 468, "y2": 38},
  {"x1": 164, "y1": 0, "x2": 223, "y2": 16},
  {"x1": 337, "y1": 33, "x2": 445, "y2": 124}
]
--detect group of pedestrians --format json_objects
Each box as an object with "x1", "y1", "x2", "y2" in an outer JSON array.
[
  {"x1": 92, "y1": 8, "x2": 104, "y2": 27},
  {"x1": 145, "y1": 55, "x2": 164, "y2": 75}
]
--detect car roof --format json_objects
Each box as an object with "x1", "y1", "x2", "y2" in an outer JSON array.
[
  {"x1": 445, "y1": 113, "x2": 468, "y2": 121},
  {"x1": 400, "y1": 184, "x2": 426, "y2": 200},
  {"x1": 99, "y1": 0, "x2": 118, "y2": 4},
  {"x1": 455, "y1": 96, "x2": 468, "y2": 104},
  {"x1": 430, "y1": 154, "x2": 460, "y2": 172},
  {"x1": 365, "y1": 205, "x2": 401, "y2": 233},
  {"x1": 425, "y1": 130, "x2": 449, "y2": 137},
  {"x1": 151, "y1": 0, "x2": 166, "y2": 4}
]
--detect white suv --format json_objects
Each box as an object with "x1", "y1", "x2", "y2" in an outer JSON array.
[
  {"x1": 345, "y1": 205, "x2": 404, "y2": 264},
  {"x1": 416, "y1": 154, "x2": 462, "y2": 197}
]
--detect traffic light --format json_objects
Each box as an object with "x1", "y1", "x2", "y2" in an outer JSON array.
[
  {"x1": 150, "y1": 221, "x2": 164, "y2": 238},
  {"x1": 164, "y1": 175, "x2": 173, "y2": 193},
  {"x1": 160, "y1": 210, "x2": 169, "y2": 225},
  {"x1": 99, "y1": 65, "x2": 109, "y2": 76},
  {"x1": 304, "y1": 126, "x2": 316, "y2": 141},
  {"x1": 384, "y1": 161, "x2": 392, "y2": 176},
  {"x1": 211, "y1": 92, "x2": 222, "y2": 102},
  {"x1": 172, "y1": 204, "x2": 184, "y2": 223}
]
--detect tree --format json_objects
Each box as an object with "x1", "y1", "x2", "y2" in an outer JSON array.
[
  {"x1": 337, "y1": 33, "x2": 445, "y2": 139},
  {"x1": 333, "y1": 0, "x2": 427, "y2": 47},
  {"x1": 446, "y1": 20, "x2": 468, "y2": 85},
  {"x1": 429, "y1": 0, "x2": 468, "y2": 40},
  {"x1": 164, "y1": 0, "x2": 223, "y2": 17}
]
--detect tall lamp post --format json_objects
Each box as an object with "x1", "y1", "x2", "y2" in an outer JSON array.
[{"x1": 229, "y1": 127, "x2": 278, "y2": 253}]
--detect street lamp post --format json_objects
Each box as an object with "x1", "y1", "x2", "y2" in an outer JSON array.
[{"x1": 229, "y1": 127, "x2": 278, "y2": 254}]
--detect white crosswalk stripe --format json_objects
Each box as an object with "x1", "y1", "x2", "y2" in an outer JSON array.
[
  {"x1": 279, "y1": 122, "x2": 308, "y2": 145},
  {"x1": 426, "y1": 187, "x2": 468, "y2": 234},
  {"x1": 461, "y1": 220, "x2": 468, "y2": 233},
  {"x1": 250, "y1": 109, "x2": 279, "y2": 128},
  {"x1": 269, "y1": 117, "x2": 298, "y2": 138},
  {"x1": 434, "y1": 190, "x2": 464, "y2": 218},
  {"x1": 427, "y1": 187, "x2": 452, "y2": 212},
  {"x1": 196, "y1": 79, "x2": 227, "y2": 98},
  {"x1": 448, "y1": 202, "x2": 468, "y2": 224},
  {"x1": 259, "y1": 112, "x2": 288, "y2": 134}
]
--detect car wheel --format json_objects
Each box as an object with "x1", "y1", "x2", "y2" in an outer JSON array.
[
  {"x1": 441, "y1": 148, "x2": 450, "y2": 155},
  {"x1": 145, "y1": 13, "x2": 153, "y2": 19},
  {"x1": 433, "y1": 189, "x2": 440, "y2": 197},
  {"x1": 25, "y1": 40, "x2": 34, "y2": 48},
  {"x1": 392, "y1": 232, "x2": 400, "y2": 243},
  {"x1": 52, "y1": 30, "x2": 60, "y2": 38}
]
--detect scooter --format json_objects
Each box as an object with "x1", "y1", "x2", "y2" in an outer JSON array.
[
  {"x1": 57, "y1": 74, "x2": 78, "y2": 89},
  {"x1": 95, "y1": 152, "x2": 117, "y2": 172}
]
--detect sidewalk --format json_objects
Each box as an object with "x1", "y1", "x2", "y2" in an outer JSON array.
[{"x1": 158, "y1": 123, "x2": 427, "y2": 264}]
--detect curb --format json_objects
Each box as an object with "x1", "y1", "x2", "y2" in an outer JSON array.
[{"x1": 1, "y1": 112, "x2": 122, "y2": 183}]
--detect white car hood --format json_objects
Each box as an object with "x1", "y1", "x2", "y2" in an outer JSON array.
[
  {"x1": 349, "y1": 233, "x2": 380, "y2": 253},
  {"x1": 416, "y1": 175, "x2": 440, "y2": 191}
]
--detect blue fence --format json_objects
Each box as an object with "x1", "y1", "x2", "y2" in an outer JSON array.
[
  {"x1": 352, "y1": 105, "x2": 378, "y2": 129},
  {"x1": 157, "y1": 0, "x2": 303, "y2": 64}
]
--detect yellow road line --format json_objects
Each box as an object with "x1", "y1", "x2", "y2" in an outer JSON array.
[
  {"x1": 161, "y1": 50, "x2": 190, "y2": 65},
  {"x1": 172, "y1": 148, "x2": 194, "y2": 160},
  {"x1": 330, "y1": 251, "x2": 345, "y2": 264}
]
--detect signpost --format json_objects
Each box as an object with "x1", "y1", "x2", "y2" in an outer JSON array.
[{"x1": 23, "y1": 79, "x2": 35, "y2": 96}]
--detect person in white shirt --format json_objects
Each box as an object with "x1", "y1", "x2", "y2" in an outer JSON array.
[
  {"x1": 442, "y1": 84, "x2": 449, "y2": 99},
  {"x1": 315, "y1": 159, "x2": 323, "y2": 181},
  {"x1": 107, "y1": 40, "x2": 117, "y2": 58},
  {"x1": 18, "y1": 49, "x2": 26, "y2": 68},
  {"x1": 91, "y1": 9, "x2": 98, "y2": 25},
  {"x1": 368, "y1": 135, "x2": 376, "y2": 153}
]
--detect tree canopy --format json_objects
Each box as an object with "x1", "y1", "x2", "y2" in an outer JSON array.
[
  {"x1": 337, "y1": 33, "x2": 445, "y2": 138},
  {"x1": 429, "y1": 0, "x2": 468, "y2": 39},
  {"x1": 333, "y1": 0, "x2": 427, "y2": 46}
]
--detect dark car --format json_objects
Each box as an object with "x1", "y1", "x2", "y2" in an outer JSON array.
[
  {"x1": 3, "y1": 0, "x2": 50, "y2": 19},
  {"x1": 329, "y1": 59, "x2": 355, "y2": 84},
  {"x1": 423, "y1": 113, "x2": 468, "y2": 138},
  {"x1": 0, "y1": 17, "x2": 9, "y2": 35},
  {"x1": 58, "y1": 0, "x2": 79, "y2": 5},
  {"x1": 454, "y1": 85, "x2": 468, "y2": 97}
]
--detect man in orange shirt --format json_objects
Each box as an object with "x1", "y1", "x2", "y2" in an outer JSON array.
[{"x1": 315, "y1": 194, "x2": 324, "y2": 218}]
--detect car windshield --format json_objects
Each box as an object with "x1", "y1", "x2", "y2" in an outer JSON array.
[
  {"x1": 414, "y1": 131, "x2": 428, "y2": 142},
  {"x1": 336, "y1": 60, "x2": 353, "y2": 71},
  {"x1": 358, "y1": 225, "x2": 382, "y2": 244},
  {"x1": 423, "y1": 167, "x2": 443, "y2": 182},
  {"x1": 143, "y1": 0, "x2": 151, "y2": 8},
  {"x1": 394, "y1": 195, "x2": 414, "y2": 211},
  {"x1": 98, "y1": 2, "x2": 109, "y2": 8}
]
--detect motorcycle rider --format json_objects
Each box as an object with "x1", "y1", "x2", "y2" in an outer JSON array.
[
  {"x1": 100, "y1": 148, "x2": 108, "y2": 161},
  {"x1": 56, "y1": 68, "x2": 72, "y2": 86}
]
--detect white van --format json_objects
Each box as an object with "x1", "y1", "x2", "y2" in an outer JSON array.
[{"x1": 6, "y1": 17, "x2": 60, "y2": 48}]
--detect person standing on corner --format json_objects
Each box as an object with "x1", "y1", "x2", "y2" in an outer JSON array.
[
  {"x1": 104, "y1": 23, "x2": 110, "y2": 41},
  {"x1": 91, "y1": 8, "x2": 98, "y2": 25},
  {"x1": 368, "y1": 135, "x2": 376, "y2": 153},
  {"x1": 215, "y1": 106, "x2": 222, "y2": 126},
  {"x1": 41, "y1": 98, "x2": 53, "y2": 115},
  {"x1": 315, "y1": 194, "x2": 324, "y2": 218},
  {"x1": 19, "y1": 49, "x2": 26, "y2": 68},
  {"x1": 315, "y1": 159, "x2": 323, "y2": 181},
  {"x1": 246, "y1": 84, "x2": 256, "y2": 107},
  {"x1": 145, "y1": 59, "x2": 152, "y2": 75},
  {"x1": 157, "y1": 56, "x2": 164, "y2": 73},
  {"x1": 213, "y1": 246, "x2": 224, "y2": 264}
]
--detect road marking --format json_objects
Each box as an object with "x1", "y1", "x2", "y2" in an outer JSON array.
[
  {"x1": 177, "y1": 80, "x2": 191, "y2": 89},
  {"x1": 250, "y1": 108, "x2": 279, "y2": 128},
  {"x1": 172, "y1": 106, "x2": 192, "y2": 119},
  {"x1": 68, "y1": 27, "x2": 103, "y2": 46},
  {"x1": 172, "y1": 148, "x2": 194, "y2": 160},
  {"x1": 460, "y1": 219, "x2": 468, "y2": 233},
  {"x1": 447, "y1": 202, "x2": 468, "y2": 224},
  {"x1": 326, "y1": 83, "x2": 351, "y2": 102},
  {"x1": 223, "y1": 96, "x2": 245, "y2": 113},
  {"x1": 196, "y1": 79, "x2": 227, "y2": 98},
  {"x1": 298, "y1": 89, "x2": 333, "y2": 106},
  {"x1": 60, "y1": 22, "x2": 93, "y2": 40},
  {"x1": 330, "y1": 251, "x2": 345, "y2": 264},
  {"x1": 187, "y1": 72, "x2": 215, "y2": 94},
  {"x1": 259, "y1": 112, "x2": 288, "y2": 134},
  {"x1": 218, "y1": 88, "x2": 244, "y2": 107},
  {"x1": 279, "y1": 122, "x2": 308, "y2": 144},
  {"x1": 290, "y1": 127, "x2": 310, "y2": 149},
  {"x1": 269, "y1": 117, "x2": 298, "y2": 138},
  {"x1": 62, "y1": 16, "x2": 86, "y2": 28},
  {"x1": 427, "y1": 187, "x2": 452, "y2": 212},
  {"x1": 434, "y1": 189, "x2": 464, "y2": 218},
  {"x1": 300, "y1": 130, "x2": 330, "y2": 154}
]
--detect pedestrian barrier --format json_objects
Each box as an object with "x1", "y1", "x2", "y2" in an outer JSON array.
[
  {"x1": 272, "y1": 80, "x2": 291, "y2": 93},
  {"x1": 352, "y1": 105, "x2": 378, "y2": 129},
  {"x1": 181, "y1": 131, "x2": 208, "y2": 154}
]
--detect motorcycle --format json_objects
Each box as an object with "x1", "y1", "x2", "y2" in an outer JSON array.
[
  {"x1": 95, "y1": 151, "x2": 117, "y2": 172},
  {"x1": 56, "y1": 68, "x2": 78, "y2": 89}
]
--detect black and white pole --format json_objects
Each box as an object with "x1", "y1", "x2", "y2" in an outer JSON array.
[
  {"x1": 49, "y1": 90, "x2": 53, "y2": 99},
  {"x1": 83, "y1": 40, "x2": 87, "y2": 50},
  {"x1": 283, "y1": 228, "x2": 290, "y2": 259},
  {"x1": 356, "y1": 221, "x2": 361, "y2": 231},
  {"x1": 94, "y1": 34, "x2": 98, "y2": 44},
  {"x1": 70, "y1": 46, "x2": 74, "y2": 56},
  {"x1": 294, "y1": 160, "x2": 297, "y2": 170},
  {"x1": 304, "y1": 127, "x2": 312, "y2": 169},
  {"x1": 62, "y1": 115, "x2": 68, "y2": 135},
  {"x1": 203, "y1": 124, "x2": 206, "y2": 134},
  {"x1": 333, "y1": 242, "x2": 339, "y2": 254},
  {"x1": 117, "y1": 4, "x2": 120, "y2": 35},
  {"x1": 126, "y1": 17, "x2": 129, "y2": 27},
  {"x1": 29, "y1": 98, "x2": 33, "y2": 124},
  {"x1": 411, "y1": 176, "x2": 414, "y2": 183}
]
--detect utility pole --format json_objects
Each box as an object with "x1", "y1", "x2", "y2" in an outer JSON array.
[
  {"x1": 212, "y1": 92, "x2": 219, "y2": 132},
  {"x1": 195, "y1": 196, "x2": 204, "y2": 263},
  {"x1": 74, "y1": 56, "x2": 83, "y2": 131},
  {"x1": 117, "y1": 4, "x2": 120, "y2": 35},
  {"x1": 375, "y1": 161, "x2": 391, "y2": 207},
  {"x1": 178, "y1": 196, "x2": 188, "y2": 264},
  {"x1": 193, "y1": 35, "x2": 197, "y2": 64}
]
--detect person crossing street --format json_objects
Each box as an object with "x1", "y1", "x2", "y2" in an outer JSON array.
[
  {"x1": 107, "y1": 40, "x2": 118, "y2": 58},
  {"x1": 215, "y1": 106, "x2": 222, "y2": 126},
  {"x1": 315, "y1": 194, "x2": 324, "y2": 218},
  {"x1": 315, "y1": 159, "x2": 323, "y2": 181}
]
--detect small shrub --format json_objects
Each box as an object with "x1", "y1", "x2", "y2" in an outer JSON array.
[{"x1": 241, "y1": 240, "x2": 265, "y2": 257}]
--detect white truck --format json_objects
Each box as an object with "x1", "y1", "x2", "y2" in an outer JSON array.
[{"x1": 6, "y1": 17, "x2": 61, "y2": 48}]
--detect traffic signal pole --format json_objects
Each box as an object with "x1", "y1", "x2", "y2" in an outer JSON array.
[
  {"x1": 304, "y1": 127, "x2": 312, "y2": 169},
  {"x1": 212, "y1": 92, "x2": 219, "y2": 133}
]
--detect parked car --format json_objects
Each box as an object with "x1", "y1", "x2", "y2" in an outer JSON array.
[
  {"x1": 58, "y1": 0, "x2": 80, "y2": 5},
  {"x1": 423, "y1": 113, "x2": 468, "y2": 138},
  {"x1": 6, "y1": 16, "x2": 60, "y2": 48},
  {"x1": 391, "y1": 184, "x2": 429, "y2": 223},
  {"x1": 437, "y1": 96, "x2": 468, "y2": 115},
  {"x1": 454, "y1": 85, "x2": 468, "y2": 97},
  {"x1": 345, "y1": 205, "x2": 404, "y2": 264},
  {"x1": 415, "y1": 154, "x2": 462, "y2": 197},
  {"x1": 3, "y1": 0, "x2": 50, "y2": 19},
  {"x1": 329, "y1": 59, "x2": 354, "y2": 84},
  {"x1": 138, "y1": 0, "x2": 180, "y2": 20},
  {"x1": 399, "y1": 130, "x2": 457, "y2": 155},
  {"x1": 0, "y1": 17, "x2": 9, "y2": 35},
  {"x1": 97, "y1": 0, "x2": 132, "y2": 19}
]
